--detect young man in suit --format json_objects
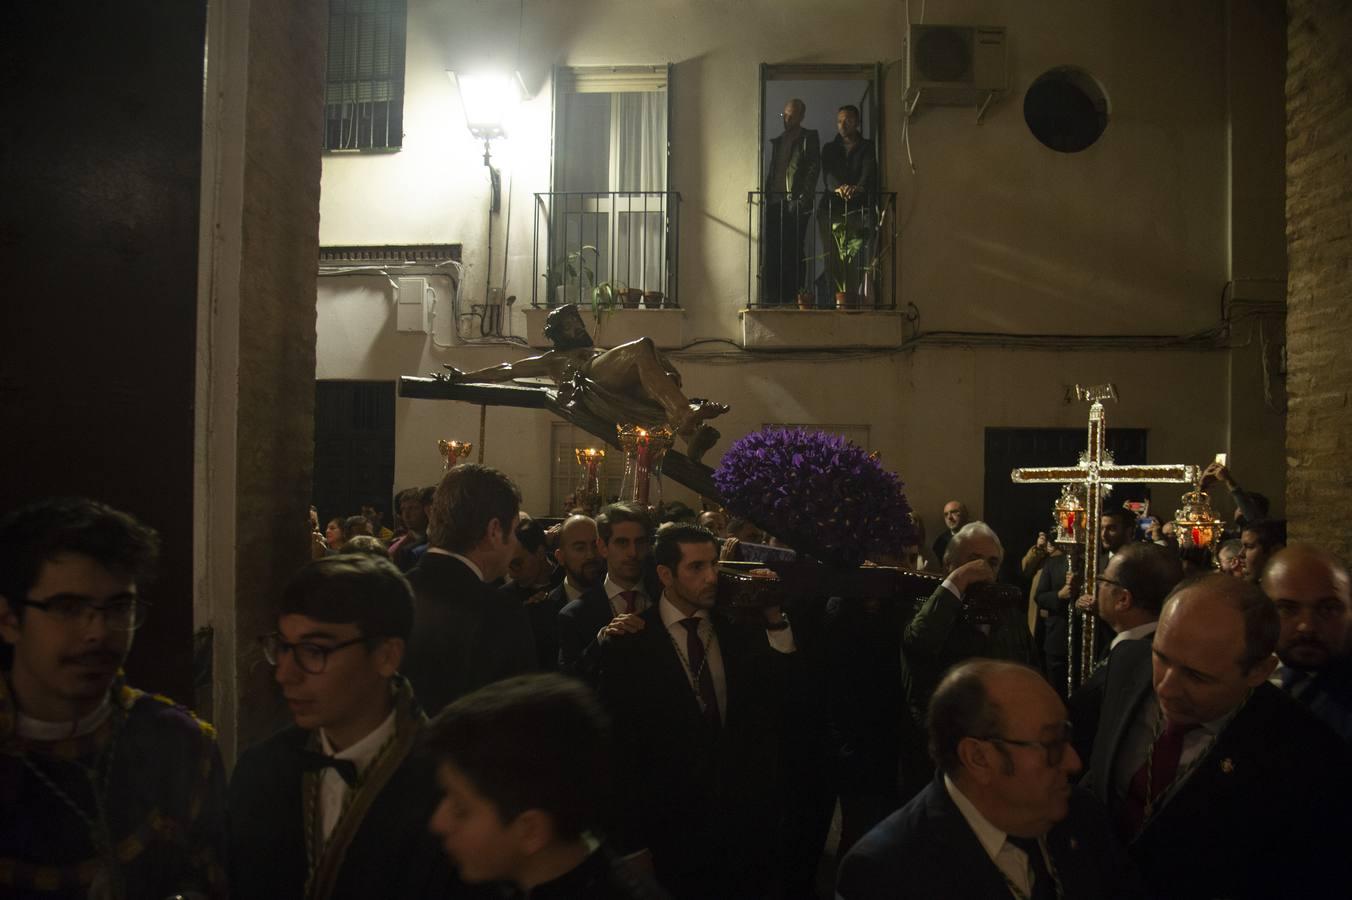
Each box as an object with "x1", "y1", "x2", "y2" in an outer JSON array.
[
  {"x1": 229, "y1": 554, "x2": 472, "y2": 900},
  {"x1": 839, "y1": 659, "x2": 1140, "y2": 899},
  {"x1": 556, "y1": 503, "x2": 657, "y2": 677},
  {"x1": 1084, "y1": 574, "x2": 1352, "y2": 898},
  {"x1": 404, "y1": 464, "x2": 535, "y2": 714},
  {"x1": 596, "y1": 523, "x2": 796, "y2": 898},
  {"x1": 426, "y1": 673, "x2": 669, "y2": 900}
]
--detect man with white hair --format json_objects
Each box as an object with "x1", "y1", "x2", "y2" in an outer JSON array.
[{"x1": 900, "y1": 522, "x2": 1035, "y2": 797}]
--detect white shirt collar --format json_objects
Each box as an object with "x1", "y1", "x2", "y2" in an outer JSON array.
[
  {"x1": 16, "y1": 695, "x2": 113, "y2": 741},
  {"x1": 659, "y1": 592, "x2": 709, "y2": 630},
  {"x1": 1110, "y1": 619, "x2": 1158, "y2": 650},
  {"x1": 943, "y1": 774, "x2": 1009, "y2": 863},
  {"x1": 320, "y1": 707, "x2": 397, "y2": 769},
  {"x1": 604, "y1": 572, "x2": 644, "y2": 600},
  {"x1": 563, "y1": 578, "x2": 586, "y2": 603},
  {"x1": 425, "y1": 547, "x2": 484, "y2": 582}
]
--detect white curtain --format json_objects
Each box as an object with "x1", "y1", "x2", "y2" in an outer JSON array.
[{"x1": 609, "y1": 92, "x2": 667, "y2": 291}]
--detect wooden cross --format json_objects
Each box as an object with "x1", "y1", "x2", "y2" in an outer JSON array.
[{"x1": 1011, "y1": 384, "x2": 1199, "y2": 693}]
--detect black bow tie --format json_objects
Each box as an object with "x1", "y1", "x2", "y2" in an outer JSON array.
[{"x1": 298, "y1": 749, "x2": 359, "y2": 786}]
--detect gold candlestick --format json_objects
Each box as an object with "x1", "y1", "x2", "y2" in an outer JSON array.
[{"x1": 438, "y1": 439, "x2": 473, "y2": 471}]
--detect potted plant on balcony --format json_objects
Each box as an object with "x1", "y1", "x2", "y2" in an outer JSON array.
[
  {"x1": 795, "y1": 285, "x2": 816, "y2": 310},
  {"x1": 818, "y1": 201, "x2": 879, "y2": 310}
]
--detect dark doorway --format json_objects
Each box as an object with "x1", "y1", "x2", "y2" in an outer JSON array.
[
  {"x1": 313, "y1": 381, "x2": 396, "y2": 527},
  {"x1": 984, "y1": 427, "x2": 1149, "y2": 585}
]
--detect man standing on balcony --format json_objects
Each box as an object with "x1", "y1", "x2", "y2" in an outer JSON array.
[
  {"x1": 819, "y1": 104, "x2": 878, "y2": 306},
  {"x1": 762, "y1": 98, "x2": 820, "y2": 306}
]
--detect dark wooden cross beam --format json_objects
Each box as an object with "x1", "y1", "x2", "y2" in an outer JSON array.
[{"x1": 398, "y1": 375, "x2": 721, "y2": 501}]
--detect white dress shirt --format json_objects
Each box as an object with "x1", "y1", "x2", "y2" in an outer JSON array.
[
  {"x1": 943, "y1": 774, "x2": 1038, "y2": 897},
  {"x1": 1112, "y1": 692, "x2": 1238, "y2": 800},
  {"x1": 317, "y1": 709, "x2": 397, "y2": 840},
  {"x1": 562, "y1": 577, "x2": 585, "y2": 603},
  {"x1": 424, "y1": 547, "x2": 484, "y2": 582},
  {"x1": 1108, "y1": 620, "x2": 1158, "y2": 651},
  {"x1": 656, "y1": 594, "x2": 797, "y2": 725},
  {"x1": 604, "y1": 573, "x2": 651, "y2": 617},
  {"x1": 17, "y1": 696, "x2": 113, "y2": 740}
]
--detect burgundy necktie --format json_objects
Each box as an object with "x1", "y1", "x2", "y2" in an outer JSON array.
[
  {"x1": 1119, "y1": 718, "x2": 1198, "y2": 838},
  {"x1": 680, "y1": 617, "x2": 721, "y2": 727},
  {"x1": 619, "y1": 590, "x2": 637, "y2": 614}
]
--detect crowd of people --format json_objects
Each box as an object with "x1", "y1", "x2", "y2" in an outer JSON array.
[{"x1": 2, "y1": 456, "x2": 1350, "y2": 899}]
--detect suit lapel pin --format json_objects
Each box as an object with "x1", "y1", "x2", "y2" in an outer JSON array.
[{"x1": 1220, "y1": 758, "x2": 1235, "y2": 774}]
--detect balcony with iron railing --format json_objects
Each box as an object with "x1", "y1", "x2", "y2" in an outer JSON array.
[
  {"x1": 532, "y1": 191, "x2": 681, "y2": 310},
  {"x1": 746, "y1": 190, "x2": 898, "y2": 310}
]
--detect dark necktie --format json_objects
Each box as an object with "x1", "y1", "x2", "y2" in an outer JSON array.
[
  {"x1": 1007, "y1": 836, "x2": 1054, "y2": 900},
  {"x1": 680, "y1": 617, "x2": 721, "y2": 728},
  {"x1": 1119, "y1": 718, "x2": 1198, "y2": 838},
  {"x1": 298, "y1": 749, "x2": 358, "y2": 786},
  {"x1": 619, "y1": 590, "x2": 637, "y2": 614}
]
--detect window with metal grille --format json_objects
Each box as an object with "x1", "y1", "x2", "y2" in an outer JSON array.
[{"x1": 323, "y1": 0, "x2": 406, "y2": 151}]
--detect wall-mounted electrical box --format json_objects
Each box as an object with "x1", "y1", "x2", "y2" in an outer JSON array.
[{"x1": 396, "y1": 276, "x2": 433, "y2": 333}]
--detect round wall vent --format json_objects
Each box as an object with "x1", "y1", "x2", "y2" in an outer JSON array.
[{"x1": 1023, "y1": 67, "x2": 1109, "y2": 153}]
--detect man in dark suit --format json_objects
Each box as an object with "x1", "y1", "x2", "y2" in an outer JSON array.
[
  {"x1": 499, "y1": 518, "x2": 563, "y2": 671},
  {"x1": 229, "y1": 554, "x2": 474, "y2": 900},
  {"x1": 404, "y1": 464, "x2": 535, "y2": 714},
  {"x1": 931, "y1": 499, "x2": 968, "y2": 563},
  {"x1": 1084, "y1": 574, "x2": 1352, "y2": 898},
  {"x1": 838, "y1": 660, "x2": 1141, "y2": 899},
  {"x1": 762, "y1": 97, "x2": 819, "y2": 306},
  {"x1": 1038, "y1": 507, "x2": 1135, "y2": 694},
  {"x1": 597, "y1": 523, "x2": 796, "y2": 898},
  {"x1": 1262, "y1": 544, "x2": 1352, "y2": 741},
  {"x1": 1067, "y1": 542, "x2": 1181, "y2": 763},
  {"x1": 557, "y1": 503, "x2": 657, "y2": 676}
]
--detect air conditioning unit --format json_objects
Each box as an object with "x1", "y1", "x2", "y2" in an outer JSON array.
[{"x1": 907, "y1": 24, "x2": 1007, "y2": 109}]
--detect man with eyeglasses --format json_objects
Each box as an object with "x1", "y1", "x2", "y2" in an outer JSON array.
[
  {"x1": 1261, "y1": 545, "x2": 1352, "y2": 741},
  {"x1": 229, "y1": 553, "x2": 477, "y2": 900},
  {"x1": 839, "y1": 660, "x2": 1140, "y2": 898},
  {"x1": 0, "y1": 497, "x2": 227, "y2": 899},
  {"x1": 1083, "y1": 574, "x2": 1352, "y2": 898},
  {"x1": 1067, "y1": 543, "x2": 1182, "y2": 762}
]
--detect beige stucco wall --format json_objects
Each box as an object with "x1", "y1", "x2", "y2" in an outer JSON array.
[{"x1": 316, "y1": 0, "x2": 1286, "y2": 531}]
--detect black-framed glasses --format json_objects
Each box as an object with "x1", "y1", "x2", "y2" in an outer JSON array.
[
  {"x1": 259, "y1": 633, "x2": 369, "y2": 675},
  {"x1": 974, "y1": 722, "x2": 1074, "y2": 767},
  {"x1": 1094, "y1": 576, "x2": 1125, "y2": 591},
  {"x1": 21, "y1": 594, "x2": 148, "y2": 632}
]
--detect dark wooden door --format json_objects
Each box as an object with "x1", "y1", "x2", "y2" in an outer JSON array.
[
  {"x1": 984, "y1": 427, "x2": 1149, "y2": 585},
  {"x1": 313, "y1": 381, "x2": 396, "y2": 526}
]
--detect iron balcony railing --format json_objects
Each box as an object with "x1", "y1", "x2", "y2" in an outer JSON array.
[
  {"x1": 532, "y1": 191, "x2": 681, "y2": 309},
  {"x1": 746, "y1": 190, "x2": 898, "y2": 310}
]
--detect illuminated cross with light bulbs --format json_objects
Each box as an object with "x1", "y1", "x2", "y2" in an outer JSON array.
[{"x1": 1011, "y1": 384, "x2": 1199, "y2": 692}]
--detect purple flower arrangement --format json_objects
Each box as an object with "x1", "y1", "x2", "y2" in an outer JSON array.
[{"x1": 712, "y1": 427, "x2": 915, "y2": 567}]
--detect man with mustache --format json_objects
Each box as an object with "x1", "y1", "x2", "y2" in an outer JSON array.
[
  {"x1": 0, "y1": 497, "x2": 227, "y2": 899},
  {"x1": 1083, "y1": 574, "x2": 1352, "y2": 898},
  {"x1": 1262, "y1": 545, "x2": 1352, "y2": 741},
  {"x1": 839, "y1": 661, "x2": 1140, "y2": 899},
  {"x1": 596, "y1": 523, "x2": 797, "y2": 898}
]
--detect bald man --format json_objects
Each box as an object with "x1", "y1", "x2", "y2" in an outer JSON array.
[
  {"x1": 839, "y1": 660, "x2": 1141, "y2": 899},
  {"x1": 1262, "y1": 545, "x2": 1352, "y2": 741},
  {"x1": 1084, "y1": 575, "x2": 1352, "y2": 898}
]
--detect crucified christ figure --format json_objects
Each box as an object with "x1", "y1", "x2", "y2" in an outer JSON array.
[{"x1": 437, "y1": 304, "x2": 728, "y2": 462}]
